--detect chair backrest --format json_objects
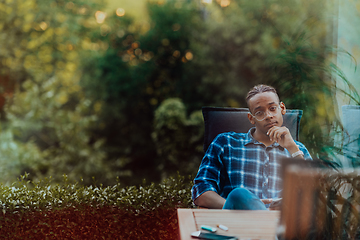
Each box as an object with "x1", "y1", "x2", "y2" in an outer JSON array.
[
  {"x1": 342, "y1": 105, "x2": 360, "y2": 167},
  {"x1": 202, "y1": 107, "x2": 303, "y2": 152}
]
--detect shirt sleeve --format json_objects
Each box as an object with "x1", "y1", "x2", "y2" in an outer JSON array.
[
  {"x1": 191, "y1": 134, "x2": 226, "y2": 203},
  {"x1": 296, "y1": 141, "x2": 312, "y2": 160}
]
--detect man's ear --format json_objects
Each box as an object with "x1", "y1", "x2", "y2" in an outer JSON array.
[
  {"x1": 280, "y1": 102, "x2": 286, "y2": 115},
  {"x1": 248, "y1": 113, "x2": 255, "y2": 125}
]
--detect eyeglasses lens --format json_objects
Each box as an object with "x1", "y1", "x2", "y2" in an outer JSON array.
[{"x1": 254, "y1": 106, "x2": 280, "y2": 121}]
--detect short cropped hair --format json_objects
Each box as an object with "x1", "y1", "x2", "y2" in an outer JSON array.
[{"x1": 246, "y1": 85, "x2": 279, "y2": 107}]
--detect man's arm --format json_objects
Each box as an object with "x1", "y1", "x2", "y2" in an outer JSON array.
[
  {"x1": 192, "y1": 133, "x2": 231, "y2": 208},
  {"x1": 194, "y1": 191, "x2": 226, "y2": 209}
]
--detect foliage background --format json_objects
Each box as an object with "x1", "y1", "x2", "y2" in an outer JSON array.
[{"x1": 0, "y1": 0, "x2": 358, "y2": 187}]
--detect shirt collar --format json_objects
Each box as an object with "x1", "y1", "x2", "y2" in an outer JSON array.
[{"x1": 245, "y1": 127, "x2": 284, "y2": 150}]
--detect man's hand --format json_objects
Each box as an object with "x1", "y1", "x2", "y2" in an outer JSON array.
[
  {"x1": 266, "y1": 126, "x2": 299, "y2": 154},
  {"x1": 261, "y1": 198, "x2": 273, "y2": 205}
]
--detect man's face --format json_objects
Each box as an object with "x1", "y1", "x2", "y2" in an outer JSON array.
[{"x1": 247, "y1": 92, "x2": 286, "y2": 135}]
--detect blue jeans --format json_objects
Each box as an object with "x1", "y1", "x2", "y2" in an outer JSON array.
[{"x1": 222, "y1": 188, "x2": 267, "y2": 210}]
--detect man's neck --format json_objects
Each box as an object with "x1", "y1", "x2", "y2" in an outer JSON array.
[{"x1": 252, "y1": 129, "x2": 274, "y2": 147}]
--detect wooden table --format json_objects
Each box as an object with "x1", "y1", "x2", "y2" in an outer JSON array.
[{"x1": 177, "y1": 209, "x2": 280, "y2": 240}]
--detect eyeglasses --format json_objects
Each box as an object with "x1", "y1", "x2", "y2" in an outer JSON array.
[{"x1": 250, "y1": 104, "x2": 281, "y2": 121}]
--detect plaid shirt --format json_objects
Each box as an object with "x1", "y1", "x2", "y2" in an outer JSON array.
[{"x1": 192, "y1": 128, "x2": 312, "y2": 202}]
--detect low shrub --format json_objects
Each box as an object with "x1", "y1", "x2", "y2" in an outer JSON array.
[{"x1": 0, "y1": 173, "x2": 194, "y2": 239}]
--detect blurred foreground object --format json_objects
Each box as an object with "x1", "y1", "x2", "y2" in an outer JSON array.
[{"x1": 279, "y1": 159, "x2": 360, "y2": 240}]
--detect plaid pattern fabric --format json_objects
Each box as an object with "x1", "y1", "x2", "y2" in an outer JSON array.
[{"x1": 192, "y1": 128, "x2": 312, "y2": 201}]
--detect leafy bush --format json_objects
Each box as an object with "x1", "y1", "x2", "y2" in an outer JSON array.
[
  {"x1": 0, "y1": 173, "x2": 193, "y2": 239},
  {"x1": 153, "y1": 98, "x2": 204, "y2": 179}
]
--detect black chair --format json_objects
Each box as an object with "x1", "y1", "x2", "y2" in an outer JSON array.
[{"x1": 202, "y1": 107, "x2": 303, "y2": 152}]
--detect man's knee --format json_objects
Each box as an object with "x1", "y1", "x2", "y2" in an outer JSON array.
[
  {"x1": 227, "y1": 188, "x2": 255, "y2": 201},
  {"x1": 224, "y1": 188, "x2": 267, "y2": 210}
]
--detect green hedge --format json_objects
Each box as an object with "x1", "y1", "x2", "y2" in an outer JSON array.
[{"x1": 0, "y1": 173, "x2": 194, "y2": 239}]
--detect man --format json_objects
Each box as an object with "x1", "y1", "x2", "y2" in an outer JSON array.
[{"x1": 191, "y1": 84, "x2": 312, "y2": 210}]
